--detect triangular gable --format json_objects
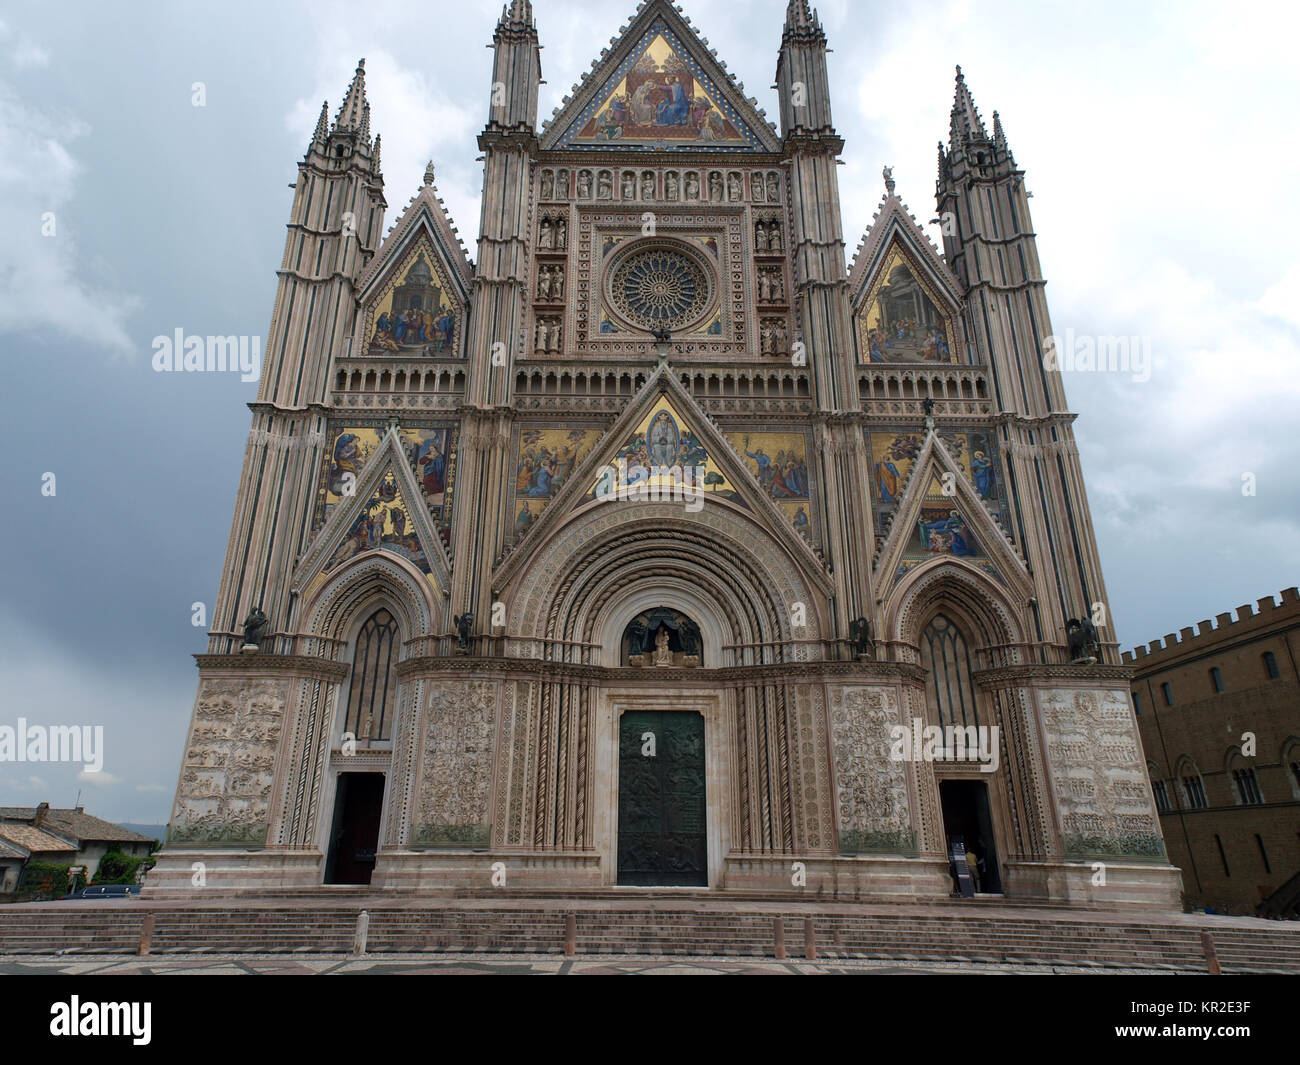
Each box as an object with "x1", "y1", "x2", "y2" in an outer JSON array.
[
  {"x1": 587, "y1": 394, "x2": 742, "y2": 501},
  {"x1": 849, "y1": 192, "x2": 964, "y2": 365},
  {"x1": 872, "y1": 430, "x2": 1029, "y2": 598},
  {"x1": 494, "y1": 364, "x2": 830, "y2": 595},
  {"x1": 353, "y1": 178, "x2": 473, "y2": 359},
  {"x1": 541, "y1": 2, "x2": 780, "y2": 153},
  {"x1": 297, "y1": 426, "x2": 452, "y2": 600}
]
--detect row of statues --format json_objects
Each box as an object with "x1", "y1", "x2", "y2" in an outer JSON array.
[{"x1": 539, "y1": 168, "x2": 782, "y2": 204}]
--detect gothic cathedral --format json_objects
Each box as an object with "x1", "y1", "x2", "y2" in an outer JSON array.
[{"x1": 153, "y1": 0, "x2": 1180, "y2": 907}]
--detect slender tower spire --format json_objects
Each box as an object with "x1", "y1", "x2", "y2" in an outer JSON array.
[
  {"x1": 206, "y1": 61, "x2": 386, "y2": 648},
  {"x1": 775, "y1": 4, "x2": 873, "y2": 640},
  {"x1": 936, "y1": 65, "x2": 1114, "y2": 656}
]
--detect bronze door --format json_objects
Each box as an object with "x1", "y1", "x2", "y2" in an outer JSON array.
[{"x1": 617, "y1": 710, "x2": 707, "y2": 886}]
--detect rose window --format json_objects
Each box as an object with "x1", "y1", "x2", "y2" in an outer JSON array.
[{"x1": 608, "y1": 246, "x2": 712, "y2": 332}]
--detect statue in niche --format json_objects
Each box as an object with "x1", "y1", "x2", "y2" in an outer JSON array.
[
  {"x1": 539, "y1": 218, "x2": 553, "y2": 249},
  {"x1": 768, "y1": 223, "x2": 783, "y2": 251},
  {"x1": 760, "y1": 322, "x2": 773, "y2": 357},
  {"x1": 680, "y1": 619, "x2": 702, "y2": 658},
  {"x1": 708, "y1": 171, "x2": 723, "y2": 201},
  {"x1": 755, "y1": 223, "x2": 769, "y2": 252},
  {"x1": 627, "y1": 618, "x2": 649, "y2": 658},
  {"x1": 759, "y1": 271, "x2": 773, "y2": 302},
  {"x1": 537, "y1": 266, "x2": 552, "y2": 301},
  {"x1": 241, "y1": 606, "x2": 269, "y2": 653},
  {"x1": 665, "y1": 172, "x2": 679, "y2": 200},
  {"x1": 554, "y1": 218, "x2": 567, "y2": 248},
  {"x1": 597, "y1": 171, "x2": 613, "y2": 199},
  {"x1": 454, "y1": 611, "x2": 474, "y2": 653},
  {"x1": 728, "y1": 172, "x2": 742, "y2": 201},
  {"x1": 622, "y1": 171, "x2": 636, "y2": 199},
  {"x1": 849, "y1": 616, "x2": 873, "y2": 658},
  {"x1": 772, "y1": 320, "x2": 787, "y2": 355},
  {"x1": 551, "y1": 267, "x2": 564, "y2": 300},
  {"x1": 1066, "y1": 617, "x2": 1100, "y2": 663},
  {"x1": 652, "y1": 626, "x2": 673, "y2": 666},
  {"x1": 751, "y1": 172, "x2": 766, "y2": 201},
  {"x1": 577, "y1": 170, "x2": 592, "y2": 198},
  {"x1": 766, "y1": 172, "x2": 779, "y2": 201},
  {"x1": 556, "y1": 169, "x2": 569, "y2": 199},
  {"x1": 540, "y1": 170, "x2": 554, "y2": 200},
  {"x1": 685, "y1": 172, "x2": 699, "y2": 200},
  {"x1": 641, "y1": 172, "x2": 656, "y2": 199}
]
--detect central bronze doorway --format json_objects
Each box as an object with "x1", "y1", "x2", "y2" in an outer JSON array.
[{"x1": 617, "y1": 710, "x2": 707, "y2": 886}]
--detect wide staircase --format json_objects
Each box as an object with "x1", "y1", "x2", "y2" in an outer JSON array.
[{"x1": 1, "y1": 898, "x2": 1297, "y2": 971}]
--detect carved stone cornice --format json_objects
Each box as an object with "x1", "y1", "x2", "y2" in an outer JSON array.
[
  {"x1": 194, "y1": 654, "x2": 349, "y2": 682},
  {"x1": 397, "y1": 655, "x2": 925, "y2": 686},
  {"x1": 972, "y1": 663, "x2": 1133, "y2": 690}
]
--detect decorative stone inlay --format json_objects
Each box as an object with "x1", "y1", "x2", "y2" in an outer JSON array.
[
  {"x1": 829, "y1": 685, "x2": 914, "y2": 854},
  {"x1": 608, "y1": 245, "x2": 712, "y2": 332},
  {"x1": 1039, "y1": 688, "x2": 1165, "y2": 858},
  {"x1": 169, "y1": 678, "x2": 286, "y2": 844}
]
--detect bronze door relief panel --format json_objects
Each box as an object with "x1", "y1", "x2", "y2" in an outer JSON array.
[{"x1": 617, "y1": 710, "x2": 708, "y2": 886}]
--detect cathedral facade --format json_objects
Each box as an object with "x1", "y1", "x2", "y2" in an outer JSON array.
[{"x1": 152, "y1": 0, "x2": 1180, "y2": 907}]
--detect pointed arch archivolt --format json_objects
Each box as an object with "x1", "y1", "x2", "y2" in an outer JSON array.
[
  {"x1": 503, "y1": 501, "x2": 825, "y2": 663},
  {"x1": 302, "y1": 550, "x2": 439, "y2": 652},
  {"x1": 883, "y1": 555, "x2": 1027, "y2": 667}
]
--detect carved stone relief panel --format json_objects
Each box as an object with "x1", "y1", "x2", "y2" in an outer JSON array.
[
  {"x1": 828, "y1": 685, "x2": 914, "y2": 853},
  {"x1": 413, "y1": 679, "x2": 498, "y2": 846},
  {"x1": 1039, "y1": 688, "x2": 1164, "y2": 858},
  {"x1": 169, "y1": 677, "x2": 288, "y2": 844}
]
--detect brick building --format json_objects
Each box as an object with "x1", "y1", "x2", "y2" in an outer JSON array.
[{"x1": 1124, "y1": 587, "x2": 1300, "y2": 915}]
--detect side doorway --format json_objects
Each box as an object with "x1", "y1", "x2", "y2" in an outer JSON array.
[
  {"x1": 324, "y1": 772, "x2": 386, "y2": 885},
  {"x1": 939, "y1": 779, "x2": 1002, "y2": 894}
]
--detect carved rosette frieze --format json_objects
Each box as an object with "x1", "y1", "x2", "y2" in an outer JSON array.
[
  {"x1": 828, "y1": 685, "x2": 915, "y2": 854},
  {"x1": 168, "y1": 678, "x2": 288, "y2": 845},
  {"x1": 1038, "y1": 688, "x2": 1165, "y2": 859},
  {"x1": 412, "y1": 679, "x2": 498, "y2": 846}
]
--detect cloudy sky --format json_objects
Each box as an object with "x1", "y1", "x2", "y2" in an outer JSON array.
[{"x1": 2, "y1": 0, "x2": 1297, "y2": 823}]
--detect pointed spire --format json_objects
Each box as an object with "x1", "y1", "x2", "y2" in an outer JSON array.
[
  {"x1": 311, "y1": 100, "x2": 330, "y2": 149},
  {"x1": 950, "y1": 64, "x2": 988, "y2": 149},
  {"x1": 783, "y1": 0, "x2": 824, "y2": 42},
  {"x1": 498, "y1": 0, "x2": 534, "y2": 30},
  {"x1": 332, "y1": 59, "x2": 369, "y2": 134},
  {"x1": 371, "y1": 134, "x2": 383, "y2": 177},
  {"x1": 360, "y1": 101, "x2": 371, "y2": 143},
  {"x1": 992, "y1": 110, "x2": 1006, "y2": 149}
]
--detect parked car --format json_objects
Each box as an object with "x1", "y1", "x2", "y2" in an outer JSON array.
[{"x1": 61, "y1": 884, "x2": 141, "y2": 900}]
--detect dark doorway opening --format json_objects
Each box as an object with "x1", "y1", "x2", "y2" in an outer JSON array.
[
  {"x1": 939, "y1": 779, "x2": 1002, "y2": 894},
  {"x1": 325, "y1": 772, "x2": 385, "y2": 885},
  {"x1": 618, "y1": 710, "x2": 707, "y2": 886}
]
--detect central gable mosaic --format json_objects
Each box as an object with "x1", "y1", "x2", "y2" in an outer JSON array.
[{"x1": 554, "y1": 21, "x2": 765, "y2": 152}]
